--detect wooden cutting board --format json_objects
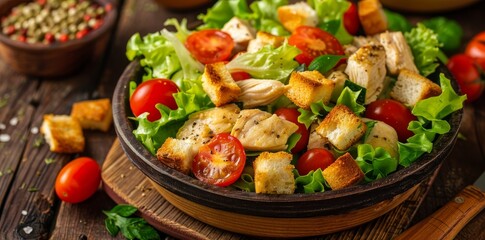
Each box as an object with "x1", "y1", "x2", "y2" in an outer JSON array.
[{"x1": 101, "y1": 139, "x2": 439, "y2": 240}]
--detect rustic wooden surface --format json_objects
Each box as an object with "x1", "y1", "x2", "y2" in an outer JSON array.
[{"x1": 0, "y1": 0, "x2": 484, "y2": 239}]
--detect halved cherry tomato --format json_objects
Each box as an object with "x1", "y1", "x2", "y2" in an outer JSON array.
[
  {"x1": 231, "y1": 71, "x2": 251, "y2": 81},
  {"x1": 275, "y1": 108, "x2": 309, "y2": 154},
  {"x1": 193, "y1": 133, "x2": 246, "y2": 187},
  {"x1": 343, "y1": 1, "x2": 360, "y2": 35},
  {"x1": 465, "y1": 31, "x2": 485, "y2": 61},
  {"x1": 55, "y1": 157, "x2": 101, "y2": 203},
  {"x1": 296, "y1": 148, "x2": 335, "y2": 175},
  {"x1": 447, "y1": 54, "x2": 484, "y2": 103},
  {"x1": 130, "y1": 79, "x2": 179, "y2": 122},
  {"x1": 185, "y1": 29, "x2": 234, "y2": 64},
  {"x1": 288, "y1": 26, "x2": 344, "y2": 66},
  {"x1": 365, "y1": 99, "x2": 417, "y2": 142}
]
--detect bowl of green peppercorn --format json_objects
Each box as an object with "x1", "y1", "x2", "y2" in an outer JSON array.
[{"x1": 0, "y1": 0, "x2": 117, "y2": 77}]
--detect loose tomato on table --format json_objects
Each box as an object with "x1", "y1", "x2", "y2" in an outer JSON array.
[
  {"x1": 364, "y1": 99, "x2": 417, "y2": 142},
  {"x1": 296, "y1": 148, "x2": 335, "y2": 175},
  {"x1": 447, "y1": 54, "x2": 484, "y2": 103},
  {"x1": 343, "y1": 1, "x2": 360, "y2": 35},
  {"x1": 130, "y1": 79, "x2": 179, "y2": 122},
  {"x1": 193, "y1": 133, "x2": 246, "y2": 187},
  {"x1": 55, "y1": 157, "x2": 101, "y2": 203},
  {"x1": 465, "y1": 31, "x2": 485, "y2": 60},
  {"x1": 274, "y1": 107, "x2": 309, "y2": 154},
  {"x1": 288, "y1": 26, "x2": 345, "y2": 66},
  {"x1": 185, "y1": 29, "x2": 234, "y2": 64}
]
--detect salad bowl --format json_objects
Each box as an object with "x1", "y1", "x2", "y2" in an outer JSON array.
[{"x1": 112, "y1": 59, "x2": 462, "y2": 237}]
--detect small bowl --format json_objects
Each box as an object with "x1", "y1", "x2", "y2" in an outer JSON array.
[
  {"x1": 112, "y1": 61, "x2": 462, "y2": 237},
  {"x1": 0, "y1": 0, "x2": 117, "y2": 77}
]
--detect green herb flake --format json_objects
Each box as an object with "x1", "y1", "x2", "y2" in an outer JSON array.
[
  {"x1": 28, "y1": 187, "x2": 38, "y2": 192},
  {"x1": 44, "y1": 158, "x2": 57, "y2": 165},
  {"x1": 0, "y1": 96, "x2": 8, "y2": 108},
  {"x1": 33, "y1": 137, "x2": 44, "y2": 148}
]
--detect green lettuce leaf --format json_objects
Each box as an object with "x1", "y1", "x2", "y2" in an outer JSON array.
[
  {"x1": 164, "y1": 18, "x2": 192, "y2": 43},
  {"x1": 294, "y1": 169, "x2": 328, "y2": 193},
  {"x1": 226, "y1": 42, "x2": 300, "y2": 82},
  {"x1": 232, "y1": 166, "x2": 255, "y2": 192},
  {"x1": 197, "y1": 0, "x2": 252, "y2": 30},
  {"x1": 308, "y1": 0, "x2": 353, "y2": 44},
  {"x1": 249, "y1": 0, "x2": 290, "y2": 36},
  {"x1": 356, "y1": 144, "x2": 398, "y2": 182},
  {"x1": 405, "y1": 23, "x2": 442, "y2": 77},
  {"x1": 398, "y1": 74, "x2": 465, "y2": 167},
  {"x1": 126, "y1": 32, "x2": 180, "y2": 80},
  {"x1": 384, "y1": 9, "x2": 412, "y2": 33}
]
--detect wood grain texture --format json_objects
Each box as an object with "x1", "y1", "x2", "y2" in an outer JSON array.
[{"x1": 102, "y1": 140, "x2": 440, "y2": 239}]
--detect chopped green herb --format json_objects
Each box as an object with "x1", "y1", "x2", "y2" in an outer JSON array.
[
  {"x1": 0, "y1": 96, "x2": 8, "y2": 108},
  {"x1": 28, "y1": 187, "x2": 38, "y2": 192},
  {"x1": 45, "y1": 158, "x2": 57, "y2": 165},
  {"x1": 103, "y1": 204, "x2": 160, "y2": 240},
  {"x1": 0, "y1": 171, "x2": 3, "y2": 177},
  {"x1": 33, "y1": 137, "x2": 44, "y2": 148}
]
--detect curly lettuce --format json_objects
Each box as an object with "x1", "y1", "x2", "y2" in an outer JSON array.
[
  {"x1": 249, "y1": 0, "x2": 289, "y2": 36},
  {"x1": 398, "y1": 74, "x2": 466, "y2": 167},
  {"x1": 356, "y1": 144, "x2": 398, "y2": 182},
  {"x1": 197, "y1": 0, "x2": 252, "y2": 30},
  {"x1": 405, "y1": 23, "x2": 442, "y2": 77},
  {"x1": 294, "y1": 169, "x2": 328, "y2": 193}
]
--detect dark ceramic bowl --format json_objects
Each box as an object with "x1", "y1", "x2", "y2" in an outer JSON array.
[
  {"x1": 113, "y1": 61, "x2": 462, "y2": 219},
  {"x1": 0, "y1": 0, "x2": 117, "y2": 77}
]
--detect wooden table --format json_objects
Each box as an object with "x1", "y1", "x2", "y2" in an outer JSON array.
[{"x1": 0, "y1": 0, "x2": 484, "y2": 239}]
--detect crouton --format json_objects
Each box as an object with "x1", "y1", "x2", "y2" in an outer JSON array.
[
  {"x1": 316, "y1": 105, "x2": 367, "y2": 151},
  {"x1": 277, "y1": 2, "x2": 318, "y2": 32},
  {"x1": 253, "y1": 151, "x2": 295, "y2": 194},
  {"x1": 390, "y1": 69, "x2": 442, "y2": 107},
  {"x1": 379, "y1": 31, "x2": 419, "y2": 75},
  {"x1": 358, "y1": 0, "x2": 388, "y2": 35},
  {"x1": 247, "y1": 31, "x2": 286, "y2": 53},
  {"x1": 156, "y1": 138, "x2": 197, "y2": 175},
  {"x1": 70, "y1": 98, "x2": 112, "y2": 132},
  {"x1": 322, "y1": 153, "x2": 364, "y2": 190},
  {"x1": 40, "y1": 114, "x2": 85, "y2": 153},
  {"x1": 285, "y1": 71, "x2": 335, "y2": 109},
  {"x1": 345, "y1": 44, "x2": 387, "y2": 104},
  {"x1": 201, "y1": 62, "x2": 241, "y2": 107},
  {"x1": 222, "y1": 17, "x2": 256, "y2": 53}
]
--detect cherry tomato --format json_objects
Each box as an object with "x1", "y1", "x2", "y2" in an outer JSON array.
[
  {"x1": 185, "y1": 29, "x2": 234, "y2": 64},
  {"x1": 447, "y1": 54, "x2": 484, "y2": 103},
  {"x1": 274, "y1": 108, "x2": 309, "y2": 154},
  {"x1": 365, "y1": 99, "x2": 417, "y2": 142},
  {"x1": 130, "y1": 79, "x2": 179, "y2": 122},
  {"x1": 193, "y1": 133, "x2": 246, "y2": 187},
  {"x1": 296, "y1": 148, "x2": 335, "y2": 175},
  {"x1": 343, "y1": 1, "x2": 360, "y2": 35},
  {"x1": 55, "y1": 157, "x2": 101, "y2": 203},
  {"x1": 288, "y1": 26, "x2": 344, "y2": 66},
  {"x1": 230, "y1": 71, "x2": 251, "y2": 81},
  {"x1": 465, "y1": 31, "x2": 485, "y2": 60}
]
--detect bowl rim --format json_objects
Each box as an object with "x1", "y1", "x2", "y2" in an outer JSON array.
[
  {"x1": 0, "y1": 0, "x2": 117, "y2": 51},
  {"x1": 113, "y1": 60, "x2": 463, "y2": 217}
]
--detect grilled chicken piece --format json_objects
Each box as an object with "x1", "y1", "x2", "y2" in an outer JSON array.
[
  {"x1": 231, "y1": 109, "x2": 298, "y2": 151},
  {"x1": 237, "y1": 79, "x2": 287, "y2": 108},
  {"x1": 177, "y1": 104, "x2": 241, "y2": 147},
  {"x1": 222, "y1": 17, "x2": 256, "y2": 53},
  {"x1": 345, "y1": 44, "x2": 387, "y2": 104},
  {"x1": 379, "y1": 31, "x2": 419, "y2": 75},
  {"x1": 307, "y1": 122, "x2": 332, "y2": 150},
  {"x1": 363, "y1": 119, "x2": 399, "y2": 158}
]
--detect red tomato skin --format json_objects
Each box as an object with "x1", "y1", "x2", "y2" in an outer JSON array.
[
  {"x1": 343, "y1": 2, "x2": 360, "y2": 35},
  {"x1": 193, "y1": 133, "x2": 246, "y2": 187},
  {"x1": 365, "y1": 99, "x2": 417, "y2": 142},
  {"x1": 55, "y1": 157, "x2": 101, "y2": 203},
  {"x1": 288, "y1": 26, "x2": 344, "y2": 65},
  {"x1": 185, "y1": 29, "x2": 234, "y2": 64},
  {"x1": 465, "y1": 32, "x2": 485, "y2": 60},
  {"x1": 296, "y1": 148, "x2": 335, "y2": 175},
  {"x1": 447, "y1": 54, "x2": 484, "y2": 103},
  {"x1": 130, "y1": 79, "x2": 179, "y2": 122},
  {"x1": 231, "y1": 71, "x2": 251, "y2": 81},
  {"x1": 274, "y1": 108, "x2": 309, "y2": 154}
]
